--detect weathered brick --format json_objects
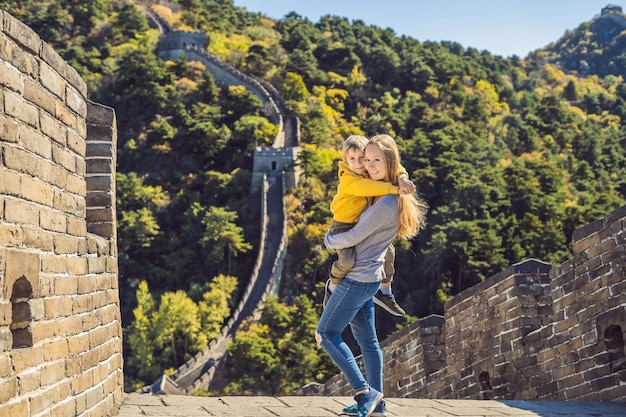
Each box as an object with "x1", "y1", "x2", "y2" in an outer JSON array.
[
  {"x1": 40, "y1": 110, "x2": 68, "y2": 145},
  {"x1": 66, "y1": 83, "x2": 87, "y2": 115},
  {"x1": 0, "y1": 223, "x2": 23, "y2": 247},
  {"x1": 29, "y1": 384, "x2": 59, "y2": 415},
  {"x1": 55, "y1": 101, "x2": 77, "y2": 129},
  {"x1": 53, "y1": 234, "x2": 79, "y2": 254},
  {"x1": 0, "y1": 113, "x2": 19, "y2": 143},
  {"x1": 52, "y1": 142, "x2": 77, "y2": 173},
  {"x1": 0, "y1": 59, "x2": 23, "y2": 92},
  {"x1": 38, "y1": 158, "x2": 68, "y2": 188},
  {"x1": 17, "y1": 369, "x2": 42, "y2": 394},
  {"x1": 21, "y1": 174, "x2": 53, "y2": 206},
  {"x1": 39, "y1": 61, "x2": 64, "y2": 98},
  {"x1": 39, "y1": 206, "x2": 67, "y2": 233},
  {"x1": 23, "y1": 226, "x2": 53, "y2": 251},
  {"x1": 88, "y1": 256, "x2": 106, "y2": 274},
  {"x1": 67, "y1": 332, "x2": 90, "y2": 355},
  {"x1": 48, "y1": 400, "x2": 75, "y2": 417},
  {"x1": 11, "y1": 346, "x2": 44, "y2": 372},
  {"x1": 66, "y1": 172, "x2": 86, "y2": 196},
  {"x1": 3, "y1": 147, "x2": 41, "y2": 177},
  {"x1": 0, "y1": 376, "x2": 17, "y2": 403},
  {"x1": 44, "y1": 297, "x2": 72, "y2": 319},
  {"x1": 31, "y1": 319, "x2": 60, "y2": 342},
  {"x1": 4, "y1": 89, "x2": 39, "y2": 127},
  {"x1": 0, "y1": 399, "x2": 28, "y2": 417},
  {"x1": 24, "y1": 78, "x2": 56, "y2": 115},
  {"x1": 67, "y1": 217, "x2": 87, "y2": 237},
  {"x1": 39, "y1": 361, "x2": 65, "y2": 388},
  {"x1": 72, "y1": 293, "x2": 94, "y2": 314},
  {"x1": 67, "y1": 128, "x2": 85, "y2": 156},
  {"x1": 44, "y1": 339, "x2": 69, "y2": 362},
  {"x1": 52, "y1": 276, "x2": 78, "y2": 295}
]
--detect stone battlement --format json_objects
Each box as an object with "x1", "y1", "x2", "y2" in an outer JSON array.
[{"x1": 0, "y1": 9, "x2": 122, "y2": 417}]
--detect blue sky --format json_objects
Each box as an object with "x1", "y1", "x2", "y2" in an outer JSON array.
[{"x1": 232, "y1": 0, "x2": 623, "y2": 58}]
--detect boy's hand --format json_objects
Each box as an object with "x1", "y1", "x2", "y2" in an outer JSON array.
[{"x1": 398, "y1": 177, "x2": 416, "y2": 195}]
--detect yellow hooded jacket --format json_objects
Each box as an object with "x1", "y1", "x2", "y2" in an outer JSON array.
[{"x1": 330, "y1": 161, "x2": 407, "y2": 223}]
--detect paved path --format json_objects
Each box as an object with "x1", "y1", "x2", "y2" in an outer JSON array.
[{"x1": 115, "y1": 393, "x2": 626, "y2": 416}]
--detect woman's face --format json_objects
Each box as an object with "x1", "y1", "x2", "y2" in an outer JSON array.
[{"x1": 364, "y1": 144, "x2": 388, "y2": 181}]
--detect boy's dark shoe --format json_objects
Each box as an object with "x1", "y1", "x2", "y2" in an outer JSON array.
[{"x1": 374, "y1": 291, "x2": 405, "y2": 316}]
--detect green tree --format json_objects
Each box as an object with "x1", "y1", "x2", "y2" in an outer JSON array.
[
  {"x1": 127, "y1": 277, "x2": 237, "y2": 389},
  {"x1": 223, "y1": 296, "x2": 334, "y2": 395},
  {"x1": 185, "y1": 204, "x2": 253, "y2": 275},
  {"x1": 198, "y1": 274, "x2": 239, "y2": 337}
]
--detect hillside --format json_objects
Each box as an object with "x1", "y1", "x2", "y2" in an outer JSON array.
[
  {"x1": 1, "y1": 0, "x2": 625, "y2": 394},
  {"x1": 535, "y1": 4, "x2": 626, "y2": 77}
]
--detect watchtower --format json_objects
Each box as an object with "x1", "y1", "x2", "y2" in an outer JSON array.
[{"x1": 251, "y1": 146, "x2": 301, "y2": 192}]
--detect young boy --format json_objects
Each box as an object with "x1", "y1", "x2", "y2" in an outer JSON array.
[{"x1": 324, "y1": 135, "x2": 416, "y2": 316}]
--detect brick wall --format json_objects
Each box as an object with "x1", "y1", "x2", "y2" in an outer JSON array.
[
  {"x1": 0, "y1": 9, "x2": 123, "y2": 417},
  {"x1": 319, "y1": 204, "x2": 626, "y2": 402}
]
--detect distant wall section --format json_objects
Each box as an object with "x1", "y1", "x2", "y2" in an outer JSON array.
[{"x1": 0, "y1": 9, "x2": 123, "y2": 417}]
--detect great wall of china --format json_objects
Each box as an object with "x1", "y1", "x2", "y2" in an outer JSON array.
[{"x1": 1, "y1": 4, "x2": 625, "y2": 416}]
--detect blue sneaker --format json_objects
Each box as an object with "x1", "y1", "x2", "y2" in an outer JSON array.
[
  {"x1": 343, "y1": 400, "x2": 387, "y2": 416},
  {"x1": 353, "y1": 388, "x2": 383, "y2": 417}
]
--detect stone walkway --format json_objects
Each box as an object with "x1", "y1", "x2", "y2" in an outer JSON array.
[{"x1": 115, "y1": 393, "x2": 626, "y2": 416}]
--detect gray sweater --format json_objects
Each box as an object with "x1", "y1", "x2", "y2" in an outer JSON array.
[{"x1": 324, "y1": 195, "x2": 399, "y2": 283}]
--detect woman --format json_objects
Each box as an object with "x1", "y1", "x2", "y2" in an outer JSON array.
[{"x1": 315, "y1": 134, "x2": 428, "y2": 417}]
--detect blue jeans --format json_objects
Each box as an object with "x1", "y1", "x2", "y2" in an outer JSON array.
[{"x1": 316, "y1": 279, "x2": 382, "y2": 394}]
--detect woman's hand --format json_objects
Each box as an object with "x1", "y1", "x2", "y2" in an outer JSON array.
[{"x1": 398, "y1": 177, "x2": 416, "y2": 195}]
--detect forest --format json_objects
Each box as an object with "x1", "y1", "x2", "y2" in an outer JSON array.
[{"x1": 1, "y1": 0, "x2": 625, "y2": 394}]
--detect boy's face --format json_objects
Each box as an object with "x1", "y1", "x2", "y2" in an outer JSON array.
[{"x1": 345, "y1": 148, "x2": 366, "y2": 175}]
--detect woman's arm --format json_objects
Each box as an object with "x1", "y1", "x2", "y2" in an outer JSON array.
[{"x1": 324, "y1": 195, "x2": 398, "y2": 250}]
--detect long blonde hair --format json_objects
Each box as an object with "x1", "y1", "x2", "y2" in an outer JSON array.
[{"x1": 368, "y1": 134, "x2": 428, "y2": 239}]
